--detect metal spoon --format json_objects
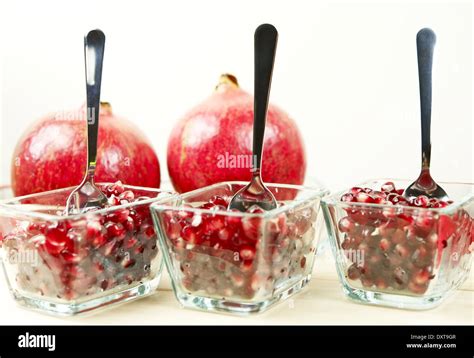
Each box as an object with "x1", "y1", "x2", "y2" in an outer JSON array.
[
  {"x1": 228, "y1": 24, "x2": 278, "y2": 212},
  {"x1": 65, "y1": 29, "x2": 108, "y2": 214},
  {"x1": 404, "y1": 28, "x2": 449, "y2": 201}
]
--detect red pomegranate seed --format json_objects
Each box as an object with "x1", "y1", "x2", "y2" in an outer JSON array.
[
  {"x1": 341, "y1": 193, "x2": 355, "y2": 202},
  {"x1": 105, "y1": 222, "x2": 126, "y2": 239},
  {"x1": 107, "y1": 209, "x2": 130, "y2": 223},
  {"x1": 86, "y1": 220, "x2": 102, "y2": 238},
  {"x1": 338, "y1": 217, "x2": 355, "y2": 233},
  {"x1": 204, "y1": 215, "x2": 225, "y2": 233},
  {"x1": 108, "y1": 181, "x2": 125, "y2": 196},
  {"x1": 231, "y1": 273, "x2": 245, "y2": 287},
  {"x1": 225, "y1": 209, "x2": 241, "y2": 222},
  {"x1": 200, "y1": 202, "x2": 217, "y2": 210},
  {"x1": 350, "y1": 187, "x2": 364, "y2": 195},
  {"x1": 394, "y1": 243, "x2": 410, "y2": 258},
  {"x1": 413, "y1": 269, "x2": 432, "y2": 285},
  {"x1": 393, "y1": 266, "x2": 409, "y2": 286},
  {"x1": 239, "y1": 245, "x2": 256, "y2": 261},
  {"x1": 119, "y1": 190, "x2": 135, "y2": 202},
  {"x1": 181, "y1": 225, "x2": 203, "y2": 245},
  {"x1": 379, "y1": 238, "x2": 391, "y2": 251},
  {"x1": 247, "y1": 205, "x2": 265, "y2": 214},
  {"x1": 123, "y1": 217, "x2": 135, "y2": 232},
  {"x1": 44, "y1": 228, "x2": 70, "y2": 256},
  {"x1": 242, "y1": 216, "x2": 262, "y2": 241},
  {"x1": 121, "y1": 257, "x2": 136, "y2": 268},
  {"x1": 61, "y1": 251, "x2": 82, "y2": 264},
  {"x1": 387, "y1": 193, "x2": 407, "y2": 205},
  {"x1": 27, "y1": 223, "x2": 40, "y2": 235},
  {"x1": 347, "y1": 264, "x2": 361, "y2": 280},
  {"x1": 375, "y1": 279, "x2": 388, "y2": 290},
  {"x1": 354, "y1": 192, "x2": 370, "y2": 203},
  {"x1": 217, "y1": 227, "x2": 234, "y2": 242},
  {"x1": 108, "y1": 195, "x2": 121, "y2": 206},
  {"x1": 381, "y1": 182, "x2": 396, "y2": 193},
  {"x1": 408, "y1": 281, "x2": 428, "y2": 294},
  {"x1": 209, "y1": 195, "x2": 229, "y2": 207},
  {"x1": 413, "y1": 195, "x2": 430, "y2": 208}
]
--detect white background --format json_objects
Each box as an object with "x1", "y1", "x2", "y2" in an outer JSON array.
[{"x1": 1, "y1": 0, "x2": 472, "y2": 192}]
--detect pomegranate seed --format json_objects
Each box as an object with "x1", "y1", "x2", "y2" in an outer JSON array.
[
  {"x1": 381, "y1": 182, "x2": 396, "y2": 193},
  {"x1": 217, "y1": 227, "x2": 234, "y2": 242},
  {"x1": 375, "y1": 279, "x2": 388, "y2": 290},
  {"x1": 107, "y1": 181, "x2": 125, "y2": 196},
  {"x1": 338, "y1": 217, "x2": 355, "y2": 233},
  {"x1": 123, "y1": 217, "x2": 135, "y2": 232},
  {"x1": 408, "y1": 281, "x2": 428, "y2": 294},
  {"x1": 181, "y1": 225, "x2": 203, "y2": 245},
  {"x1": 394, "y1": 244, "x2": 409, "y2": 258},
  {"x1": 355, "y1": 192, "x2": 375, "y2": 204},
  {"x1": 200, "y1": 202, "x2": 217, "y2": 210},
  {"x1": 231, "y1": 273, "x2": 245, "y2": 287},
  {"x1": 387, "y1": 193, "x2": 407, "y2": 205},
  {"x1": 247, "y1": 205, "x2": 265, "y2": 214},
  {"x1": 61, "y1": 251, "x2": 82, "y2": 264},
  {"x1": 209, "y1": 195, "x2": 228, "y2": 207},
  {"x1": 107, "y1": 209, "x2": 130, "y2": 223},
  {"x1": 121, "y1": 257, "x2": 136, "y2": 268},
  {"x1": 379, "y1": 238, "x2": 391, "y2": 251},
  {"x1": 164, "y1": 219, "x2": 181, "y2": 240},
  {"x1": 350, "y1": 187, "x2": 364, "y2": 195},
  {"x1": 119, "y1": 190, "x2": 135, "y2": 202},
  {"x1": 105, "y1": 222, "x2": 126, "y2": 239},
  {"x1": 226, "y1": 210, "x2": 243, "y2": 227},
  {"x1": 393, "y1": 266, "x2": 409, "y2": 286},
  {"x1": 86, "y1": 220, "x2": 102, "y2": 238},
  {"x1": 347, "y1": 264, "x2": 361, "y2": 280},
  {"x1": 44, "y1": 228, "x2": 70, "y2": 256},
  {"x1": 341, "y1": 193, "x2": 355, "y2": 202},
  {"x1": 239, "y1": 245, "x2": 256, "y2": 261},
  {"x1": 108, "y1": 195, "x2": 121, "y2": 206},
  {"x1": 27, "y1": 223, "x2": 40, "y2": 235},
  {"x1": 204, "y1": 215, "x2": 225, "y2": 233},
  {"x1": 413, "y1": 269, "x2": 432, "y2": 285},
  {"x1": 242, "y1": 216, "x2": 262, "y2": 241},
  {"x1": 413, "y1": 195, "x2": 430, "y2": 208}
]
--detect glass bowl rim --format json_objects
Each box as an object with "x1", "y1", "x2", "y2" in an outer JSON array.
[
  {"x1": 0, "y1": 182, "x2": 175, "y2": 221},
  {"x1": 322, "y1": 178, "x2": 474, "y2": 213},
  {"x1": 150, "y1": 180, "x2": 329, "y2": 218}
]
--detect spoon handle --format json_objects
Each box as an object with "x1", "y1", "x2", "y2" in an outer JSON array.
[
  {"x1": 253, "y1": 24, "x2": 278, "y2": 174},
  {"x1": 84, "y1": 29, "x2": 106, "y2": 178},
  {"x1": 416, "y1": 28, "x2": 436, "y2": 170}
]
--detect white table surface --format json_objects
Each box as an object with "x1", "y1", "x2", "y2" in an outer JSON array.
[{"x1": 1, "y1": 242, "x2": 472, "y2": 325}]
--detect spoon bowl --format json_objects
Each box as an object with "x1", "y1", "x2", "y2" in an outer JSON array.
[
  {"x1": 228, "y1": 24, "x2": 279, "y2": 212},
  {"x1": 65, "y1": 30, "x2": 107, "y2": 214}
]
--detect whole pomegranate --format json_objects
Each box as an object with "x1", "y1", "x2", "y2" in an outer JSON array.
[
  {"x1": 167, "y1": 74, "x2": 306, "y2": 193},
  {"x1": 12, "y1": 103, "x2": 160, "y2": 196}
]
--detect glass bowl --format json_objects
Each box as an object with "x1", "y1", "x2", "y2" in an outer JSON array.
[
  {"x1": 151, "y1": 181, "x2": 329, "y2": 315},
  {"x1": 0, "y1": 182, "x2": 172, "y2": 316},
  {"x1": 322, "y1": 179, "x2": 473, "y2": 310}
]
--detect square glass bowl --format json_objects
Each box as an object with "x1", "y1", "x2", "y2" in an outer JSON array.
[
  {"x1": 0, "y1": 183, "x2": 172, "y2": 315},
  {"x1": 322, "y1": 179, "x2": 473, "y2": 310},
  {"x1": 151, "y1": 181, "x2": 329, "y2": 315}
]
